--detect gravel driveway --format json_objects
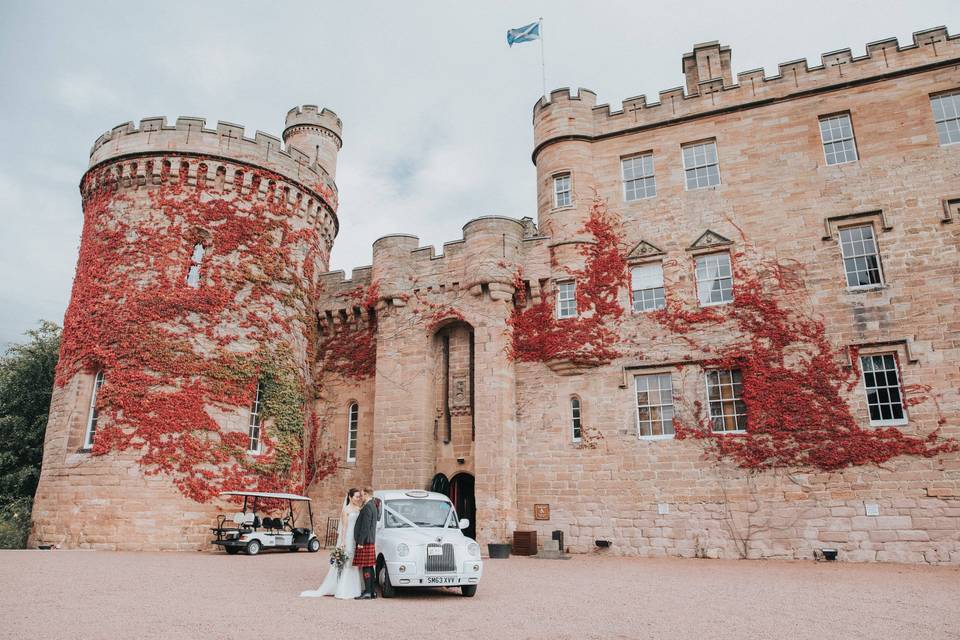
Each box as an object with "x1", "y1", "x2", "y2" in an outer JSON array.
[{"x1": 2, "y1": 549, "x2": 958, "y2": 639}]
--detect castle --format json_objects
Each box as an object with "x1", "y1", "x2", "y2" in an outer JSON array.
[{"x1": 31, "y1": 26, "x2": 960, "y2": 563}]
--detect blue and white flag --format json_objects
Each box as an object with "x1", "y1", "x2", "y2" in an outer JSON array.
[{"x1": 507, "y1": 21, "x2": 540, "y2": 47}]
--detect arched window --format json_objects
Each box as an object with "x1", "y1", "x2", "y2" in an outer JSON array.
[
  {"x1": 186, "y1": 243, "x2": 205, "y2": 288},
  {"x1": 248, "y1": 382, "x2": 264, "y2": 453},
  {"x1": 570, "y1": 396, "x2": 582, "y2": 442},
  {"x1": 346, "y1": 403, "x2": 359, "y2": 462},
  {"x1": 82, "y1": 370, "x2": 105, "y2": 450}
]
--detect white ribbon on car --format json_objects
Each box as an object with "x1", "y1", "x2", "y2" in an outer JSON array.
[{"x1": 382, "y1": 504, "x2": 458, "y2": 529}]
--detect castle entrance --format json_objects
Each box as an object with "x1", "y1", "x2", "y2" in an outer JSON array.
[{"x1": 449, "y1": 473, "x2": 476, "y2": 540}]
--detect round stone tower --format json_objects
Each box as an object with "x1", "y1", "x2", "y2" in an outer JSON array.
[{"x1": 30, "y1": 107, "x2": 341, "y2": 550}]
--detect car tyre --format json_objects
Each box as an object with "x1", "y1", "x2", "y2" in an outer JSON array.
[
  {"x1": 225, "y1": 546, "x2": 240, "y2": 555},
  {"x1": 377, "y1": 559, "x2": 396, "y2": 598},
  {"x1": 246, "y1": 540, "x2": 262, "y2": 556},
  {"x1": 307, "y1": 538, "x2": 321, "y2": 553},
  {"x1": 460, "y1": 585, "x2": 477, "y2": 597}
]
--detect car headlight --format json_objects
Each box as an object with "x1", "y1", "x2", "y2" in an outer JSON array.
[
  {"x1": 467, "y1": 542, "x2": 480, "y2": 557},
  {"x1": 397, "y1": 543, "x2": 410, "y2": 557}
]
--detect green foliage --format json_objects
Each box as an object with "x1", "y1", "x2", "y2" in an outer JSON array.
[{"x1": 0, "y1": 321, "x2": 60, "y2": 548}]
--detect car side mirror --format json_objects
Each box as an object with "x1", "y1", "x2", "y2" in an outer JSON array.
[{"x1": 459, "y1": 518, "x2": 469, "y2": 529}]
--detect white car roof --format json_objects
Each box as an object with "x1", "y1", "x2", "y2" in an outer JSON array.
[
  {"x1": 220, "y1": 491, "x2": 311, "y2": 501},
  {"x1": 374, "y1": 489, "x2": 451, "y2": 502}
]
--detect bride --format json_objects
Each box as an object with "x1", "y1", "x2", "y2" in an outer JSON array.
[{"x1": 300, "y1": 488, "x2": 364, "y2": 599}]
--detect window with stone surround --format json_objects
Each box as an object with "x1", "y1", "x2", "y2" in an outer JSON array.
[
  {"x1": 553, "y1": 173, "x2": 572, "y2": 208},
  {"x1": 819, "y1": 113, "x2": 858, "y2": 165},
  {"x1": 346, "y1": 402, "x2": 359, "y2": 462},
  {"x1": 838, "y1": 224, "x2": 883, "y2": 288},
  {"x1": 706, "y1": 369, "x2": 747, "y2": 433},
  {"x1": 860, "y1": 353, "x2": 907, "y2": 427},
  {"x1": 82, "y1": 370, "x2": 105, "y2": 450},
  {"x1": 570, "y1": 396, "x2": 582, "y2": 442},
  {"x1": 186, "y1": 243, "x2": 205, "y2": 288},
  {"x1": 931, "y1": 91, "x2": 960, "y2": 146},
  {"x1": 622, "y1": 153, "x2": 656, "y2": 200},
  {"x1": 247, "y1": 382, "x2": 263, "y2": 453},
  {"x1": 682, "y1": 140, "x2": 720, "y2": 190},
  {"x1": 635, "y1": 373, "x2": 675, "y2": 438},
  {"x1": 695, "y1": 252, "x2": 733, "y2": 306},
  {"x1": 556, "y1": 280, "x2": 577, "y2": 319},
  {"x1": 631, "y1": 263, "x2": 665, "y2": 312}
]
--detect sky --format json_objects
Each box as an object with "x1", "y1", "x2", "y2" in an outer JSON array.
[{"x1": 0, "y1": 0, "x2": 957, "y2": 347}]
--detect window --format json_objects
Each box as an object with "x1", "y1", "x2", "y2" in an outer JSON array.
[
  {"x1": 570, "y1": 397, "x2": 582, "y2": 441},
  {"x1": 247, "y1": 382, "x2": 263, "y2": 453},
  {"x1": 706, "y1": 370, "x2": 747, "y2": 432},
  {"x1": 635, "y1": 374, "x2": 675, "y2": 438},
  {"x1": 82, "y1": 370, "x2": 105, "y2": 449},
  {"x1": 553, "y1": 174, "x2": 572, "y2": 208},
  {"x1": 346, "y1": 402, "x2": 359, "y2": 462},
  {"x1": 860, "y1": 354, "x2": 907, "y2": 426},
  {"x1": 556, "y1": 281, "x2": 577, "y2": 319},
  {"x1": 622, "y1": 154, "x2": 656, "y2": 200},
  {"x1": 838, "y1": 225, "x2": 883, "y2": 288},
  {"x1": 682, "y1": 141, "x2": 720, "y2": 189},
  {"x1": 631, "y1": 263, "x2": 665, "y2": 312},
  {"x1": 819, "y1": 114, "x2": 858, "y2": 165},
  {"x1": 186, "y1": 243, "x2": 205, "y2": 288},
  {"x1": 931, "y1": 92, "x2": 960, "y2": 146},
  {"x1": 695, "y1": 253, "x2": 733, "y2": 306}
]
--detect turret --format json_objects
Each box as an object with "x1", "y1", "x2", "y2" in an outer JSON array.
[{"x1": 283, "y1": 105, "x2": 343, "y2": 179}]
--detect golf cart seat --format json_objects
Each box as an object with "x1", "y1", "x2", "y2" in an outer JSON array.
[{"x1": 232, "y1": 513, "x2": 246, "y2": 525}]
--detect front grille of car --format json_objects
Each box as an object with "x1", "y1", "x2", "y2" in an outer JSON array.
[{"x1": 425, "y1": 543, "x2": 456, "y2": 572}]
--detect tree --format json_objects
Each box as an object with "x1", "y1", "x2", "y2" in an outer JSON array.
[{"x1": 0, "y1": 321, "x2": 60, "y2": 548}]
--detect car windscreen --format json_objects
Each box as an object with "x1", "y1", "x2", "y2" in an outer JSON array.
[{"x1": 384, "y1": 499, "x2": 455, "y2": 528}]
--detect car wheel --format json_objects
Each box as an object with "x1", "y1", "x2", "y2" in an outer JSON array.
[
  {"x1": 377, "y1": 559, "x2": 396, "y2": 598},
  {"x1": 225, "y1": 547, "x2": 240, "y2": 555},
  {"x1": 460, "y1": 585, "x2": 477, "y2": 597},
  {"x1": 246, "y1": 540, "x2": 262, "y2": 556},
  {"x1": 307, "y1": 538, "x2": 321, "y2": 553}
]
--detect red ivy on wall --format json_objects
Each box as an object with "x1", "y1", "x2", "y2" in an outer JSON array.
[{"x1": 317, "y1": 281, "x2": 379, "y2": 380}]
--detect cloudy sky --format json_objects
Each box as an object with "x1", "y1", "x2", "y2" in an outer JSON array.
[{"x1": 0, "y1": 0, "x2": 956, "y2": 346}]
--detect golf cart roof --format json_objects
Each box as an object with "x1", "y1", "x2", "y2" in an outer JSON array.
[{"x1": 220, "y1": 491, "x2": 312, "y2": 502}]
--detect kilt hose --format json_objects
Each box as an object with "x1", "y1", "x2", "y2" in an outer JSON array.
[{"x1": 352, "y1": 543, "x2": 376, "y2": 567}]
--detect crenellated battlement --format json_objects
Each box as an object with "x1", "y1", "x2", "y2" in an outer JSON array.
[
  {"x1": 88, "y1": 112, "x2": 339, "y2": 208},
  {"x1": 533, "y1": 26, "x2": 959, "y2": 158},
  {"x1": 283, "y1": 105, "x2": 343, "y2": 147}
]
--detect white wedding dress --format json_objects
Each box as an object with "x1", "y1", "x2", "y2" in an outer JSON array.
[{"x1": 300, "y1": 507, "x2": 363, "y2": 599}]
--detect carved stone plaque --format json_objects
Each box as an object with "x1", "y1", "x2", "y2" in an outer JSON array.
[{"x1": 534, "y1": 504, "x2": 550, "y2": 521}]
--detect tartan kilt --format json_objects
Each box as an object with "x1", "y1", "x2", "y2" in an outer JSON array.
[{"x1": 352, "y1": 543, "x2": 376, "y2": 567}]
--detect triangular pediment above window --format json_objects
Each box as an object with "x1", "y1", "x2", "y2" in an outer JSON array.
[
  {"x1": 626, "y1": 240, "x2": 665, "y2": 260},
  {"x1": 687, "y1": 229, "x2": 733, "y2": 251}
]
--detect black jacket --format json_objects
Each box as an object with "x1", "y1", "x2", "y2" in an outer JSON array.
[{"x1": 354, "y1": 498, "x2": 379, "y2": 545}]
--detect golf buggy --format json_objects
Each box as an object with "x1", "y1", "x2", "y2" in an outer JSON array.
[{"x1": 210, "y1": 491, "x2": 321, "y2": 556}]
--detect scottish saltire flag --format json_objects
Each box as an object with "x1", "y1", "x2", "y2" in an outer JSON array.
[{"x1": 507, "y1": 21, "x2": 540, "y2": 47}]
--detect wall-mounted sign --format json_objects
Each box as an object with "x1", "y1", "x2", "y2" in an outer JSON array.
[{"x1": 534, "y1": 504, "x2": 550, "y2": 520}]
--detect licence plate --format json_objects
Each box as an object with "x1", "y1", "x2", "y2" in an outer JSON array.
[
  {"x1": 427, "y1": 547, "x2": 443, "y2": 556},
  {"x1": 426, "y1": 576, "x2": 458, "y2": 584}
]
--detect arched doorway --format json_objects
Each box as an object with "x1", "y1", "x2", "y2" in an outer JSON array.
[{"x1": 449, "y1": 473, "x2": 476, "y2": 540}]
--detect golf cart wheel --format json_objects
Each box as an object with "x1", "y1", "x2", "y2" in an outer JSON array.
[
  {"x1": 307, "y1": 538, "x2": 321, "y2": 553},
  {"x1": 225, "y1": 547, "x2": 240, "y2": 555},
  {"x1": 377, "y1": 559, "x2": 396, "y2": 598},
  {"x1": 460, "y1": 584, "x2": 477, "y2": 597},
  {"x1": 246, "y1": 540, "x2": 262, "y2": 556}
]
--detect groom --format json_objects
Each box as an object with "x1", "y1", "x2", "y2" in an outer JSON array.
[{"x1": 353, "y1": 488, "x2": 379, "y2": 599}]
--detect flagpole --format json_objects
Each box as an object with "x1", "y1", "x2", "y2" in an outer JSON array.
[{"x1": 538, "y1": 17, "x2": 547, "y2": 99}]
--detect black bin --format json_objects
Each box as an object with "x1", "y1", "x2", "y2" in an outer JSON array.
[{"x1": 552, "y1": 530, "x2": 564, "y2": 553}]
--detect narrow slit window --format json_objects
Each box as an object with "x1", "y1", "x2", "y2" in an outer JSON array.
[
  {"x1": 695, "y1": 253, "x2": 733, "y2": 306},
  {"x1": 819, "y1": 114, "x2": 858, "y2": 165},
  {"x1": 570, "y1": 397, "x2": 582, "y2": 441},
  {"x1": 186, "y1": 243, "x2": 205, "y2": 288},
  {"x1": 636, "y1": 373, "x2": 675, "y2": 438},
  {"x1": 556, "y1": 281, "x2": 577, "y2": 319},
  {"x1": 347, "y1": 403, "x2": 359, "y2": 462},
  {"x1": 622, "y1": 154, "x2": 656, "y2": 200},
  {"x1": 706, "y1": 369, "x2": 747, "y2": 433},
  {"x1": 860, "y1": 353, "x2": 907, "y2": 426},
  {"x1": 554, "y1": 174, "x2": 572, "y2": 208},
  {"x1": 930, "y1": 92, "x2": 960, "y2": 146},
  {"x1": 838, "y1": 225, "x2": 883, "y2": 288},
  {"x1": 82, "y1": 370, "x2": 105, "y2": 449},
  {"x1": 631, "y1": 263, "x2": 665, "y2": 312},
  {"x1": 248, "y1": 382, "x2": 263, "y2": 453},
  {"x1": 682, "y1": 141, "x2": 720, "y2": 190}
]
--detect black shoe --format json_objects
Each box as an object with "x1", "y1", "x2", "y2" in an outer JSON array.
[
  {"x1": 370, "y1": 592, "x2": 377, "y2": 599},
  {"x1": 355, "y1": 593, "x2": 373, "y2": 600}
]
